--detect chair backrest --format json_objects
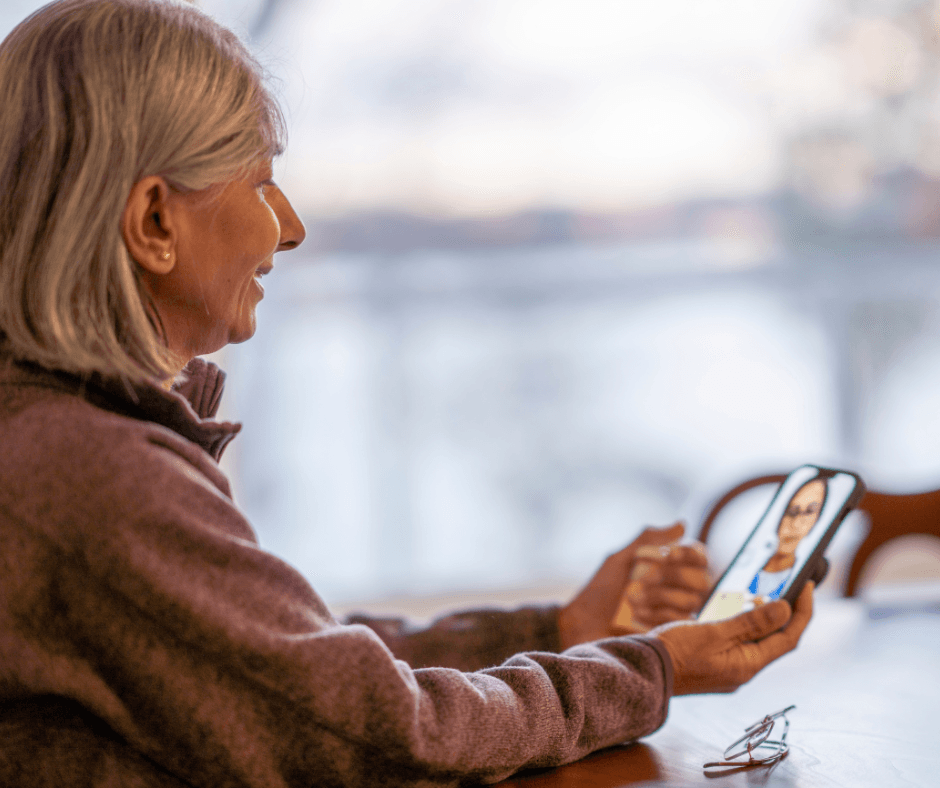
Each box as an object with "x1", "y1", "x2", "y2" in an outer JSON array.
[{"x1": 697, "y1": 474, "x2": 940, "y2": 597}]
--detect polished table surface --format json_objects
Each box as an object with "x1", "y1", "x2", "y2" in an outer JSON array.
[{"x1": 497, "y1": 591, "x2": 940, "y2": 788}]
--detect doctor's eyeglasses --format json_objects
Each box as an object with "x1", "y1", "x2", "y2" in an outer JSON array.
[{"x1": 703, "y1": 705, "x2": 794, "y2": 771}]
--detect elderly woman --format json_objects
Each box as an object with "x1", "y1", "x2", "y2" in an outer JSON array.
[{"x1": 0, "y1": 1, "x2": 813, "y2": 786}]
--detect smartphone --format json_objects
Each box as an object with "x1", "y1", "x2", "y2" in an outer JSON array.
[{"x1": 697, "y1": 465, "x2": 865, "y2": 623}]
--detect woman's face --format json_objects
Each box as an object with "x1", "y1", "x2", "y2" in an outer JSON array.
[
  {"x1": 151, "y1": 160, "x2": 306, "y2": 360},
  {"x1": 776, "y1": 479, "x2": 826, "y2": 556}
]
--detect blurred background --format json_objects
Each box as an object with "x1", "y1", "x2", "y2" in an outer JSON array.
[{"x1": 7, "y1": 0, "x2": 940, "y2": 613}]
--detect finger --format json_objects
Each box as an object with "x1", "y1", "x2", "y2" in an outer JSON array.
[
  {"x1": 744, "y1": 585, "x2": 814, "y2": 665},
  {"x1": 786, "y1": 581, "x2": 814, "y2": 637},
  {"x1": 609, "y1": 530, "x2": 675, "y2": 569},
  {"x1": 639, "y1": 586, "x2": 706, "y2": 613},
  {"x1": 629, "y1": 560, "x2": 664, "y2": 583},
  {"x1": 658, "y1": 563, "x2": 713, "y2": 593},
  {"x1": 598, "y1": 543, "x2": 638, "y2": 579},
  {"x1": 632, "y1": 522, "x2": 685, "y2": 549},
  {"x1": 633, "y1": 546, "x2": 670, "y2": 564},
  {"x1": 662, "y1": 543, "x2": 709, "y2": 567},
  {"x1": 719, "y1": 598, "x2": 792, "y2": 644},
  {"x1": 810, "y1": 557, "x2": 830, "y2": 586},
  {"x1": 748, "y1": 585, "x2": 813, "y2": 660},
  {"x1": 632, "y1": 606, "x2": 697, "y2": 628}
]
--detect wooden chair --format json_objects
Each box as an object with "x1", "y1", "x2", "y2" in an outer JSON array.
[{"x1": 697, "y1": 473, "x2": 940, "y2": 596}]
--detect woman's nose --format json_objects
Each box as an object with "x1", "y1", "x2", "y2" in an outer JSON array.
[{"x1": 272, "y1": 189, "x2": 306, "y2": 251}]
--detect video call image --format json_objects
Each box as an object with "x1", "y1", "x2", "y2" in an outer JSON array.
[{"x1": 698, "y1": 467, "x2": 857, "y2": 623}]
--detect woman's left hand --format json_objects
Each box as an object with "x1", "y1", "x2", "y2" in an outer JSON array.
[{"x1": 558, "y1": 522, "x2": 712, "y2": 650}]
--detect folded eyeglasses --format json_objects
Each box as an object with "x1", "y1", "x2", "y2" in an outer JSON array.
[{"x1": 703, "y1": 705, "x2": 794, "y2": 771}]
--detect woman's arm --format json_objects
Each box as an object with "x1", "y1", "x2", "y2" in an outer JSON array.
[
  {"x1": 344, "y1": 606, "x2": 562, "y2": 671},
  {"x1": 0, "y1": 413, "x2": 671, "y2": 788},
  {"x1": 348, "y1": 523, "x2": 712, "y2": 671}
]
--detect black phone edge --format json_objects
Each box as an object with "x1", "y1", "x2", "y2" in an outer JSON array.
[{"x1": 779, "y1": 467, "x2": 866, "y2": 606}]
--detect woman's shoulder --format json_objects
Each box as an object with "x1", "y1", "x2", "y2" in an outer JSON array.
[
  {"x1": 0, "y1": 359, "x2": 228, "y2": 489},
  {"x1": 0, "y1": 354, "x2": 239, "y2": 460},
  {"x1": 0, "y1": 362, "x2": 252, "y2": 549},
  {"x1": 0, "y1": 366, "x2": 185, "y2": 462}
]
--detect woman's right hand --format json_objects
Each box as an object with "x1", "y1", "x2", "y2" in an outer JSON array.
[{"x1": 650, "y1": 582, "x2": 814, "y2": 696}]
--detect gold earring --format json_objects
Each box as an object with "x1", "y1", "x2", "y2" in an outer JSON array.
[{"x1": 161, "y1": 251, "x2": 171, "y2": 261}]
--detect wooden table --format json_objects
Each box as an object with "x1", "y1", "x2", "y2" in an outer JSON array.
[{"x1": 498, "y1": 593, "x2": 940, "y2": 787}]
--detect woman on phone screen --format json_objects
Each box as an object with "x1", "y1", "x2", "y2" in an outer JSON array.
[{"x1": 750, "y1": 477, "x2": 827, "y2": 603}]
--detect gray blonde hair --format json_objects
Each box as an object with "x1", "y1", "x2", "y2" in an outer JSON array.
[{"x1": 0, "y1": 0, "x2": 285, "y2": 383}]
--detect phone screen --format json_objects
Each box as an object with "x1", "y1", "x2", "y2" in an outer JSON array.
[{"x1": 697, "y1": 466, "x2": 861, "y2": 623}]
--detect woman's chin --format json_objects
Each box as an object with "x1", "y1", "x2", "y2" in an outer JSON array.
[{"x1": 228, "y1": 316, "x2": 258, "y2": 346}]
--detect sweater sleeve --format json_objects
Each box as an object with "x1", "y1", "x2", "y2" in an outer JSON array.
[
  {"x1": 0, "y1": 418, "x2": 672, "y2": 788},
  {"x1": 345, "y1": 605, "x2": 563, "y2": 671}
]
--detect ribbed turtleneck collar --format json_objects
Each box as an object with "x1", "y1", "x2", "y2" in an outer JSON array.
[{"x1": 0, "y1": 353, "x2": 242, "y2": 462}]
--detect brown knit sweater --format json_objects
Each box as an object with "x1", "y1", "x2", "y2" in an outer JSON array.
[{"x1": 0, "y1": 353, "x2": 672, "y2": 787}]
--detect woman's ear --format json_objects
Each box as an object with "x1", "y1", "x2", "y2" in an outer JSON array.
[{"x1": 121, "y1": 176, "x2": 176, "y2": 275}]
